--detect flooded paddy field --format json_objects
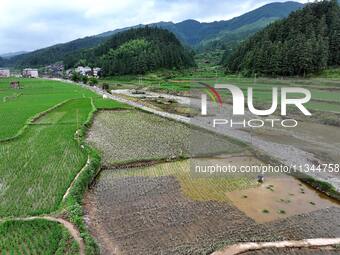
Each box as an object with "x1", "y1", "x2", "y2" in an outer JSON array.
[
  {"x1": 85, "y1": 163, "x2": 340, "y2": 255},
  {"x1": 226, "y1": 175, "x2": 340, "y2": 223},
  {"x1": 86, "y1": 110, "x2": 245, "y2": 166},
  {"x1": 84, "y1": 109, "x2": 340, "y2": 255}
]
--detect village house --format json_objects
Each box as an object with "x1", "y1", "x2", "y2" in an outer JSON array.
[
  {"x1": 0, "y1": 68, "x2": 10, "y2": 77},
  {"x1": 43, "y1": 63, "x2": 64, "y2": 77},
  {"x1": 65, "y1": 69, "x2": 73, "y2": 78},
  {"x1": 75, "y1": 66, "x2": 92, "y2": 76},
  {"x1": 75, "y1": 66, "x2": 101, "y2": 77},
  {"x1": 93, "y1": 67, "x2": 102, "y2": 77},
  {"x1": 22, "y1": 68, "x2": 39, "y2": 78}
]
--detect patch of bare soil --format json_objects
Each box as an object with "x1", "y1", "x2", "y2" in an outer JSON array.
[{"x1": 84, "y1": 174, "x2": 340, "y2": 255}]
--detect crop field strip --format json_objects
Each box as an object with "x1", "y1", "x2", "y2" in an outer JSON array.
[
  {"x1": 102, "y1": 74, "x2": 340, "y2": 112},
  {"x1": 1, "y1": 77, "x2": 339, "y2": 254},
  {"x1": 0, "y1": 98, "x2": 92, "y2": 216},
  {"x1": 86, "y1": 110, "x2": 246, "y2": 166},
  {"x1": 86, "y1": 175, "x2": 274, "y2": 255},
  {"x1": 85, "y1": 106, "x2": 340, "y2": 254},
  {"x1": 87, "y1": 168, "x2": 340, "y2": 255},
  {"x1": 104, "y1": 160, "x2": 260, "y2": 201},
  {"x1": 0, "y1": 219, "x2": 79, "y2": 255},
  {"x1": 0, "y1": 78, "x2": 93, "y2": 139},
  {"x1": 0, "y1": 78, "x2": 130, "y2": 216},
  {"x1": 84, "y1": 109, "x2": 273, "y2": 254},
  {"x1": 0, "y1": 78, "x2": 131, "y2": 254}
]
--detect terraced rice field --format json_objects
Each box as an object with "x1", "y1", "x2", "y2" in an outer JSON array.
[
  {"x1": 0, "y1": 219, "x2": 79, "y2": 254},
  {"x1": 85, "y1": 108, "x2": 340, "y2": 255},
  {"x1": 0, "y1": 78, "x2": 129, "y2": 216},
  {"x1": 0, "y1": 78, "x2": 130, "y2": 253},
  {"x1": 97, "y1": 159, "x2": 261, "y2": 202},
  {"x1": 86, "y1": 164, "x2": 340, "y2": 255},
  {"x1": 0, "y1": 98, "x2": 92, "y2": 216},
  {"x1": 86, "y1": 110, "x2": 245, "y2": 165},
  {"x1": 0, "y1": 78, "x2": 91, "y2": 140}
]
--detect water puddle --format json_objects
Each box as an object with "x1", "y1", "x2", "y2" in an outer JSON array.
[{"x1": 226, "y1": 175, "x2": 340, "y2": 223}]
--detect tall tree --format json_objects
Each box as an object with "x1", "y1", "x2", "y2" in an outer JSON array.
[{"x1": 224, "y1": 0, "x2": 340, "y2": 76}]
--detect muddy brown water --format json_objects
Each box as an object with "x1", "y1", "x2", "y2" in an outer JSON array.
[{"x1": 226, "y1": 175, "x2": 340, "y2": 223}]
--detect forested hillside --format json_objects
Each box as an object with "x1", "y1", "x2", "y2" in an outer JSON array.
[
  {"x1": 7, "y1": 36, "x2": 104, "y2": 67},
  {"x1": 197, "y1": 1, "x2": 303, "y2": 51},
  {"x1": 224, "y1": 0, "x2": 340, "y2": 76},
  {"x1": 83, "y1": 27, "x2": 195, "y2": 75},
  {"x1": 3, "y1": 1, "x2": 302, "y2": 68}
]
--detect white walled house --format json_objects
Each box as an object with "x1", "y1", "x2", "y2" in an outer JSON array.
[
  {"x1": 75, "y1": 66, "x2": 92, "y2": 76},
  {"x1": 22, "y1": 68, "x2": 39, "y2": 78},
  {"x1": 93, "y1": 67, "x2": 101, "y2": 77},
  {"x1": 0, "y1": 68, "x2": 10, "y2": 77}
]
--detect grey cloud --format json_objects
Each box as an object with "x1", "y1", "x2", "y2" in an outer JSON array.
[{"x1": 0, "y1": 0, "x2": 307, "y2": 54}]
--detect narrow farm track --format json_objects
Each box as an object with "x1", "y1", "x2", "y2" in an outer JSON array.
[
  {"x1": 0, "y1": 216, "x2": 85, "y2": 255},
  {"x1": 212, "y1": 238, "x2": 340, "y2": 255}
]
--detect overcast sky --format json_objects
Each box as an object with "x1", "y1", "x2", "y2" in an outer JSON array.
[{"x1": 0, "y1": 0, "x2": 308, "y2": 54}]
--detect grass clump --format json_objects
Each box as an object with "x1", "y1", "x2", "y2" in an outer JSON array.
[{"x1": 278, "y1": 209, "x2": 286, "y2": 215}]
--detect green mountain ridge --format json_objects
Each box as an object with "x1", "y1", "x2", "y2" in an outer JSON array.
[
  {"x1": 224, "y1": 0, "x2": 340, "y2": 76},
  {"x1": 0, "y1": 51, "x2": 28, "y2": 59},
  {"x1": 4, "y1": 1, "x2": 303, "y2": 68},
  {"x1": 72, "y1": 27, "x2": 196, "y2": 75}
]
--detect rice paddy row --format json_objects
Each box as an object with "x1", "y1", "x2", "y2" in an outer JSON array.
[
  {"x1": 0, "y1": 219, "x2": 79, "y2": 255},
  {"x1": 0, "y1": 78, "x2": 130, "y2": 254},
  {"x1": 0, "y1": 78, "x2": 130, "y2": 216},
  {"x1": 86, "y1": 110, "x2": 246, "y2": 166}
]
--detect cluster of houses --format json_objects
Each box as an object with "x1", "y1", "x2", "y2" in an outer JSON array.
[
  {"x1": 0, "y1": 65, "x2": 101, "y2": 79},
  {"x1": 0, "y1": 68, "x2": 39, "y2": 78},
  {"x1": 0, "y1": 68, "x2": 10, "y2": 77},
  {"x1": 22, "y1": 68, "x2": 39, "y2": 78},
  {"x1": 43, "y1": 63, "x2": 64, "y2": 77},
  {"x1": 66, "y1": 66, "x2": 101, "y2": 78}
]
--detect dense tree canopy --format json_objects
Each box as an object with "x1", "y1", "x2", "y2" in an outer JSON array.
[
  {"x1": 7, "y1": 36, "x2": 104, "y2": 68},
  {"x1": 223, "y1": 0, "x2": 340, "y2": 76},
  {"x1": 93, "y1": 27, "x2": 196, "y2": 75}
]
